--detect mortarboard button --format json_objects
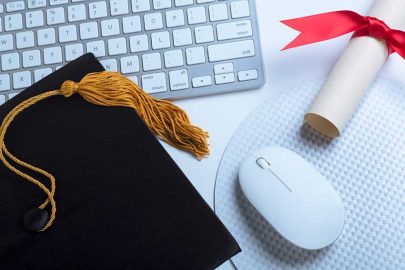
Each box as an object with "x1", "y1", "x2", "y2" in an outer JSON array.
[{"x1": 24, "y1": 208, "x2": 49, "y2": 232}]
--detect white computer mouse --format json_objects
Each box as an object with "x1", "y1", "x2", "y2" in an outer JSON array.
[{"x1": 239, "y1": 146, "x2": 345, "y2": 250}]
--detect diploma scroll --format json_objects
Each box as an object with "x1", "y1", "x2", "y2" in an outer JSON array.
[{"x1": 304, "y1": 0, "x2": 405, "y2": 137}]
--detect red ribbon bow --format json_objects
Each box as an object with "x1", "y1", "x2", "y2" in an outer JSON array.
[{"x1": 281, "y1": 10, "x2": 405, "y2": 59}]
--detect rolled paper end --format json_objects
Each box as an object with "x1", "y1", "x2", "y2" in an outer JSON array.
[{"x1": 304, "y1": 113, "x2": 340, "y2": 138}]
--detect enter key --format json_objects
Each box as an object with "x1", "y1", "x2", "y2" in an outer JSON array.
[{"x1": 217, "y1": 20, "x2": 253, "y2": 41}]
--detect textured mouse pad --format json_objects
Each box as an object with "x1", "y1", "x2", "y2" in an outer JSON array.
[{"x1": 214, "y1": 78, "x2": 405, "y2": 269}]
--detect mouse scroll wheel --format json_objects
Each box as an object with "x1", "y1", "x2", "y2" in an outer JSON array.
[{"x1": 256, "y1": 157, "x2": 271, "y2": 170}]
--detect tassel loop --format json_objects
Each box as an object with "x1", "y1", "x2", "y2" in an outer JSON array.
[{"x1": 60, "y1": 80, "x2": 79, "y2": 97}]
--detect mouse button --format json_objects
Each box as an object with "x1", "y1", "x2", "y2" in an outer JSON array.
[
  {"x1": 267, "y1": 160, "x2": 305, "y2": 190},
  {"x1": 240, "y1": 154, "x2": 258, "y2": 171},
  {"x1": 239, "y1": 155, "x2": 266, "y2": 187},
  {"x1": 243, "y1": 169, "x2": 291, "y2": 206}
]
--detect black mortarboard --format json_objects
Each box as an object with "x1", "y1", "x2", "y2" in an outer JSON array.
[{"x1": 0, "y1": 54, "x2": 240, "y2": 269}]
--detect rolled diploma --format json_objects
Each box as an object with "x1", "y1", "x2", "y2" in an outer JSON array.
[{"x1": 304, "y1": 0, "x2": 405, "y2": 137}]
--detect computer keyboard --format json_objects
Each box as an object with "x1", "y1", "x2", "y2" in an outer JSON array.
[{"x1": 0, "y1": 0, "x2": 265, "y2": 102}]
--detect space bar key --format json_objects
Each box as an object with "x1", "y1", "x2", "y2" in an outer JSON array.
[{"x1": 208, "y1": 40, "x2": 255, "y2": 62}]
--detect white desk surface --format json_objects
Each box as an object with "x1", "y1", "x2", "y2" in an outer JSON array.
[{"x1": 161, "y1": 0, "x2": 405, "y2": 269}]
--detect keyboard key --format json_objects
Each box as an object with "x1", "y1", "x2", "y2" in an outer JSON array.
[
  {"x1": 34, "y1": 68, "x2": 53, "y2": 82},
  {"x1": 89, "y1": 1, "x2": 108, "y2": 19},
  {"x1": 28, "y1": 0, "x2": 47, "y2": 9},
  {"x1": 151, "y1": 31, "x2": 170, "y2": 50},
  {"x1": 68, "y1": 4, "x2": 87, "y2": 22},
  {"x1": 58, "y1": 25, "x2": 78, "y2": 43},
  {"x1": 197, "y1": 0, "x2": 214, "y2": 3},
  {"x1": 86, "y1": 40, "x2": 106, "y2": 57},
  {"x1": 128, "y1": 76, "x2": 139, "y2": 85},
  {"x1": 215, "y1": 73, "x2": 235, "y2": 84},
  {"x1": 100, "y1": 59, "x2": 118, "y2": 71},
  {"x1": 23, "y1": 50, "x2": 42, "y2": 68},
  {"x1": 80, "y1": 22, "x2": 99, "y2": 40},
  {"x1": 0, "y1": 95, "x2": 5, "y2": 105},
  {"x1": 8, "y1": 93, "x2": 19, "y2": 100},
  {"x1": 214, "y1": 63, "x2": 233, "y2": 74},
  {"x1": 169, "y1": 69, "x2": 189, "y2": 91},
  {"x1": 50, "y1": 0, "x2": 69, "y2": 5},
  {"x1": 208, "y1": 39, "x2": 255, "y2": 62},
  {"x1": 192, "y1": 76, "x2": 212, "y2": 88},
  {"x1": 37, "y1": 28, "x2": 56, "y2": 46},
  {"x1": 5, "y1": 14, "x2": 23, "y2": 31},
  {"x1": 120, "y1": 55, "x2": 140, "y2": 74},
  {"x1": 44, "y1": 46, "x2": 63, "y2": 64},
  {"x1": 175, "y1": 0, "x2": 193, "y2": 7},
  {"x1": 108, "y1": 37, "x2": 127, "y2": 56},
  {"x1": 187, "y1": 7, "x2": 206, "y2": 25},
  {"x1": 130, "y1": 34, "x2": 149, "y2": 52},
  {"x1": 47, "y1": 7, "x2": 66, "y2": 25},
  {"x1": 166, "y1": 10, "x2": 185, "y2": 28},
  {"x1": 101, "y1": 19, "x2": 120, "y2": 36},
  {"x1": 0, "y1": 4, "x2": 3, "y2": 14},
  {"x1": 209, "y1": 3, "x2": 228, "y2": 22},
  {"x1": 6, "y1": 1, "x2": 25, "y2": 12},
  {"x1": 173, "y1": 28, "x2": 192, "y2": 47},
  {"x1": 123, "y1": 16, "x2": 142, "y2": 34},
  {"x1": 238, "y1": 69, "x2": 258, "y2": 81},
  {"x1": 217, "y1": 20, "x2": 252, "y2": 41},
  {"x1": 144, "y1": 13, "x2": 163, "y2": 31},
  {"x1": 13, "y1": 71, "x2": 31, "y2": 89},
  {"x1": 142, "y1": 73, "x2": 167, "y2": 93},
  {"x1": 195, "y1": 25, "x2": 214, "y2": 43},
  {"x1": 164, "y1": 50, "x2": 184, "y2": 68},
  {"x1": 131, "y1": 0, "x2": 151, "y2": 13},
  {"x1": 16, "y1": 31, "x2": 35, "y2": 49},
  {"x1": 142, "y1": 53, "x2": 162, "y2": 71},
  {"x1": 231, "y1": 0, "x2": 250, "y2": 18},
  {"x1": 110, "y1": 0, "x2": 129, "y2": 16},
  {"x1": 26, "y1": 10, "x2": 45, "y2": 28},
  {"x1": 65, "y1": 43, "x2": 84, "y2": 61},
  {"x1": 0, "y1": 74, "x2": 11, "y2": 91},
  {"x1": 153, "y1": 0, "x2": 172, "y2": 10},
  {"x1": 186, "y1": 47, "x2": 205, "y2": 65},
  {"x1": 1, "y1": 53, "x2": 20, "y2": 71},
  {"x1": 0, "y1": 34, "x2": 14, "y2": 52}
]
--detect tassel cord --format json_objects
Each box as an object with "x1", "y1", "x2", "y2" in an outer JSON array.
[
  {"x1": 0, "y1": 90, "x2": 60, "y2": 231},
  {"x1": 0, "y1": 71, "x2": 210, "y2": 232}
]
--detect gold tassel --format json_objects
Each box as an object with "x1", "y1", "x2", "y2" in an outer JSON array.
[
  {"x1": 60, "y1": 72, "x2": 209, "y2": 159},
  {"x1": 0, "y1": 71, "x2": 209, "y2": 231}
]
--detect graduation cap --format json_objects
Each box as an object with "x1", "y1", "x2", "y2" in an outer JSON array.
[{"x1": 0, "y1": 54, "x2": 240, "y2": 269}]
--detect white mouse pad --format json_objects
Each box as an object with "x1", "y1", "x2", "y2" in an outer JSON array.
[{"x1": 214, "y1": 78, "x2": 405, "y2": 269}]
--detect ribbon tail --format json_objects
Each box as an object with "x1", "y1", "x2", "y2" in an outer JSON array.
[
  {"x1": 387, "y1": 29, "x2": 405, "y2": 59},
  {"x1": 281, "y1": 10, "x2": 368, "y2": 50}
]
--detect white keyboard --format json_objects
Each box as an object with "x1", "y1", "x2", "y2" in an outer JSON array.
[{"x1": 0, "y1": 0, "x2": 265, "y2": 102}]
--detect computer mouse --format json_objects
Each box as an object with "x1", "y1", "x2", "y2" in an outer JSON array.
[{"x1": 239, "y1": 146, "x2": 345, "y2": 250}]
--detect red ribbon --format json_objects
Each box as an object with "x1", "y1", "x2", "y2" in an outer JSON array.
[{"x1": 281, "y1": 10, "x2": 405, "y2": 59}]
